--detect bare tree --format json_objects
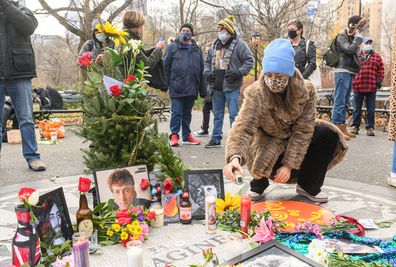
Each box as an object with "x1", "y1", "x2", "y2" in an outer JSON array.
[{"x1": 34, "y1": 0, "x2": 133, "y2": 50}]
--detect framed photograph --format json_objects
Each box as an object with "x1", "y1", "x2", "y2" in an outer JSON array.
[
  {"x1": 34, "y1": 187, "x2": 73, "y2": 251},
  {"x1": 162, "y1": 193, "x2": 180, "y2": 223},
  {"x1": 184, "y1": 169, "x2": 225, "y2": 220},
  {"x1": 94, "y1": 164, "x2": 152, "y2": 209},
  {"x1": 223, "y1": 240, "x2": 322, "y2": 266}
]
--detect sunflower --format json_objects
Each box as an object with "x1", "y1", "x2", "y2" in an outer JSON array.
[
  {"x1": 216, "y1": 192, "x2": 240, "y2": 213},
  {"x1": 120, "y1": 231, "x2": 129, "y2": 241},
  {"x1": 95, "y1": 21, "x2": 128, "y2": 47}
]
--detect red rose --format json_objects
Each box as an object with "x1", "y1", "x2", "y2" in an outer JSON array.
[
  {"x1": 117, "y1": 217, "x2": 132, "y2": 225},
  {"x1": 116, "y1": 210, "x2": 130, "y2": 219},
  {"x1": 18, "y1": 188, "x2": 39, "y2": 206},
  {"x1": 109, "y1": 85, "x2": 122, "y2": 97},
  {"x1": 147, "y1": 211, "x2": 156, "y2": 220},
  {"x1": 175, "y1": 177, "x2": 182, "y2": 183},
  {"x1": 164, "y1": 178, "x2": 174, "y2": 192},
  {"x1": 78, "y1": 177, "x2": 92, "y2": 193},
  {"x1": 140, "y1": 178, "x2": 149, "y2": 191},
  {"x1": 124, "y1": 75, "x2": 136, "y2": 84},
  {"x1": 77, "y1": 52, "x2": 92, "y2": 68}
]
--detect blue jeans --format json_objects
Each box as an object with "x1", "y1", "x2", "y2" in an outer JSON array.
[
  {"x1": 393, "y1": 142, "x2": 396, "y2": 173},
  {"x1": 170, "y1": 96, "x2": 196, "y2": 140},
  {"x1": 0, "y1": 79, "x2": 40, "y2": 163},
  {"x1": 211, "y1": 89, "x2": 240, "y2": 142},
  {"x1": 332, "y1": 72, "x2": 353, "y2": 125},
  {"x1": 352, "y1": 92, "x2": 376, "y2": 129}
]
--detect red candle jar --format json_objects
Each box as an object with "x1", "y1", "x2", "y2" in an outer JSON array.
[{"x1": 240, "y1": 194, "x2": 252, "y2": 235}]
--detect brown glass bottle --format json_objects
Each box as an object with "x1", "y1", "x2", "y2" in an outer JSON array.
[
  {"x1": 179, "y1": 192, "x2": 192, "y2": 224},
  {"x1": 76, "y1": 193, "x2": 93, "y2": 236}
]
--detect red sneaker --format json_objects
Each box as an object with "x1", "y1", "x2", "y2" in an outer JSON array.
[
  {"x1": 182, "y1": 134, "x2": 201, "y2": 145},
  {"x1": 169, "y1": 134, "x2": 179, "y2": 147}
]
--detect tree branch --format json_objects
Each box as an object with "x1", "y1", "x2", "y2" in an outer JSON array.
[{"x1": 108, "y1": 0, "x2": 133, "y2": 22}]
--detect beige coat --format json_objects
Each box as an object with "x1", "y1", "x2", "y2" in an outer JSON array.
[
  {"x1": 225, "y1": 69, "x2": 348, "y2": 180},
  {"x1": 388, "y1": 25, "x2": 396, "y2": 141}
]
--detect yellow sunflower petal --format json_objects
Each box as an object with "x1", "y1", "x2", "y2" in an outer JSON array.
[
  {"x1": 114, "y1": 38, "x2": 120, "y2": 47},
  {"x1": 231, "y1": 194, "x2": 241, "y2": 207},
  {"x1": 216, "y1": 198, "x2": 226, "y2": 212},
  {"x1": 224, "y1": 192, "x2": 232, "y2": 207}
]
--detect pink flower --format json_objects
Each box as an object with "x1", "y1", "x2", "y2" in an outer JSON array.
[
  {"x1": 251, "y1": 217, "x2": 275, "y2": 243},
  {"x1": 138, "y1": 223, "x2": 149, "y2": 242}
]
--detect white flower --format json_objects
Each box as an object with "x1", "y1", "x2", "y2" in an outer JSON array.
[
  {"x1": 28, "y1": 190, "x2": 39, "y2": 206},
  {"x1": 306, "y1": 239, "x2": 328, "y2": 266}
]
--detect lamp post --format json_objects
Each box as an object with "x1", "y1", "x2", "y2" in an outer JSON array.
[{"x1": 250, "y1": 32, "x2": 262, "y2": 81}]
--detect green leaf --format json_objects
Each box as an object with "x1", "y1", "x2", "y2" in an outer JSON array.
[
  {"x1": 107, "y1": 47, "x2": 122, "y2": 67},
  {"x1": 93, "y1": 202, "x2": 106, "y2": 214},
  {"x1": 87, "y1": 71, "x2": 103, "y2": 84}
]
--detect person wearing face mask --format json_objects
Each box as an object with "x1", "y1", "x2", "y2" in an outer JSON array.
[
  {"x1": 79, "y1": 18, "x2": 112, "y2": 64},
  {"x1": 204, "y1": 16, "x2": 254, "y2": 148},
  {"x1": 350, "y1": 37, "x2": 384, "y2": 136},
  {"x1": 163, "y1": 23, "x2": 207, "y2": 146},
  {"x1": 223, "y1": 39, "x2": 348, "y2": 203},
  {"x1": 287, "y1": 19, "x2": 317, "y2": 80},
  {"x1": 122, "y1": 9, "x2": 165, "y2": 70},
  {"x1": 331, "y1": 15, "x2": 367, "y2": 140}
]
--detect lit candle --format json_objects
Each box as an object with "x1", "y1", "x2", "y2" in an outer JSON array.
[
  {"x1": 73, "y1": 233, "x2": 90, "y2": 267},
  {"x1": 240, "y1": 194, "x2": 251, "y2": 236},
  {"x1": 127, "y1": 240, "x2": 143, "y2": 267}
]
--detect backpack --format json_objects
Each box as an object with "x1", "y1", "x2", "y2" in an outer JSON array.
[{"x1": 323, "y1": 34, "x2": 341, "y2": 67}]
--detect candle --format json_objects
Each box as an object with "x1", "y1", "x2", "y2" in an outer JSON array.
[
  {"x1": 240, "y1": 194, "x2": 251, "y2": 236},
  {"x1": 73, "y1": 233, "x2": 90, "y2": 267},
  {"x1": 127, "y1": 240, "x2": 143, "y2": 267},
  {"x1": 150, "y1": 208, "x2": 164, "y2": 228}
]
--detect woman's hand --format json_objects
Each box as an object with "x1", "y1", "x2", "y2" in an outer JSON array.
[
  {"x1": 155, "y1": 41, "x2": 166, "y2": 49},
  {"x1": 274, "y1": 165, "x2": 291, "y2": 183},
  {"x1": 224, "y1": 158, "x2": 244, "y2": 183}
]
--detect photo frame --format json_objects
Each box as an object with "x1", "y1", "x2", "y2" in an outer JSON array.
[
  {"x1": 184, "y1": 169, "x2": 225, "y2": 220},
  {"x1": 223, "y1": 240, "x2": 323, "y2": 266},
  {"x1": 94, "y1": 164, "x2": 152, "y2": 209},
  {"x1": 161, "y1": 193, "x2": 180, "y2": 223},
  {"x1": 34, "y1": 187, "x2": 73, "y2": 252}
]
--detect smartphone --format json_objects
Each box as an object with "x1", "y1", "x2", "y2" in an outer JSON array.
[{"x1": 159, "y1": 35, "x2": 165, "y2": 42}]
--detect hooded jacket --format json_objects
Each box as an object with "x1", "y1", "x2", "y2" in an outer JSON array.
[
  {"x1": 0, "y1": 1, "x2": 38, "y2": 80},
  {"x1": 226, "y1": 69, "x2": 348, "y2": 179}
]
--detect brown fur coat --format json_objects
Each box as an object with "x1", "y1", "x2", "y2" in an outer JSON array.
[
  {"x1": 388, "y1": 25, "x2": 396, "y2": 141},
  {"x1": 225, "y1": 69, "x2": 348, "y2": 179}
]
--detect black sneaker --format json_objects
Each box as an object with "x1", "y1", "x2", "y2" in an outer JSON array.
[
  {"x1": 196, "y1": 129, "x2": 209, "y2": 136},
  {"x1": 205, "y1": 139, "x2": 221, "y2": 148}
]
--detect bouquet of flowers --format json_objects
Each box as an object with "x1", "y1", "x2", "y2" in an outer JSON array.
[{"x1": 92, "y1": 200, "x2": 155, "y2": 246}]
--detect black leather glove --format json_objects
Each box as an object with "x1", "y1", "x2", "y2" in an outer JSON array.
[
  {"x1": 224, "y1": 70, "x2": 242, "y2": 83},
  {"x1": 376, "y1": 77, "x2": 382, "y2": 89},
  {"x1": 204, "y1": 71, "x2": 215, "y2": 83}
]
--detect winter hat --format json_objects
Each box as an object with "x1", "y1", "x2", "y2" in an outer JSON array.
[
  {"x1": 262, "y1": 38, "x2": 295, "y2": 77},
  {"x1": 363, "y1": 36, "x2": 373, "y2": 43},
  {"x1": 180, "y1": 22, "x2": 194, "y2": 36},
  {"x1": 218, "y1": 16, "x2": 236, "y2": 34},
  {"x1": 348, "y1": 15, "x2": 363, "y2": 29}
]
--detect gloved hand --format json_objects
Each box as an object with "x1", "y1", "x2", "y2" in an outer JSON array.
[
  {"x1": 376, "y1": 77, "x2": 382, "y2": 89},
  {"x1": 204, "y1": 71, "x2": 215, "y2": 83},
  {"x1": 225, "y1": 70, "x2": 242, "y2": 83}
]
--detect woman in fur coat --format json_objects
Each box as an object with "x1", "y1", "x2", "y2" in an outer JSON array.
[{"x1": 224, "y1": 39, "x2": 348, "y2": 203}]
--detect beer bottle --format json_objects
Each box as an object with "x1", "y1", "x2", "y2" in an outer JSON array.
[
  {"x1": 76, "y1": 193, "x2": 93, "y2": 236},
  {"x1": 179, "y1": 192, "x2": 192, "y2": 224}
]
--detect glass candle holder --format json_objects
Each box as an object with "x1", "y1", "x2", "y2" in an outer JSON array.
[
  {"x1": 73, "y1": 232, "x2": 90, "y2": 267},
  {"x1": 127, "y1": 240, "x2": 143, "y2": 267}
]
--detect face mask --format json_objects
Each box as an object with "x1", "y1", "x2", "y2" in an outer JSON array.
[
  {"x1": 218, "y1": 32, "x2": 229, "y2": 42},
  {"x1": 363, "y1": 44, "x2": 373, "y2": 52},
  {"x1": 180, "y1": 32, "x2": 192, "y2": 41},
  {"x1": 288, "y1": 30, "x2": 298, "y2": 39},
  {"x1": 264, "y1": 76, "x2": 289, "y2": 93},
  {"x1": 95, "y1": 34, "x2": 106, "y2": 43}
]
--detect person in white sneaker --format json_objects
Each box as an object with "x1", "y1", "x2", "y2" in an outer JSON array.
[
  {"x1": 388, "y1": 26, "x2": 396, "y2": 188},
  {"x1": 223, "y1": 39, "x2": 349, "y2": 203}
]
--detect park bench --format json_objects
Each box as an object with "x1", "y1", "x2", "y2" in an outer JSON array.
[{"x1": 316, "y1": 87, "x2": 391, "y2": 131}]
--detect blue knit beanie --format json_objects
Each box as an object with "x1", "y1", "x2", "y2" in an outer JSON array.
[{"x1": 262, "y1": 38, "x2": 295, "y2": 77}]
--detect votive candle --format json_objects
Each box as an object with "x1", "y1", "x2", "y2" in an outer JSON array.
[
  {"x1": 127, "y1": 240, "x2": 143, "y2": 267},
  {"x1": 73, "y1": 233, "x2": 90, "y2": 267}
]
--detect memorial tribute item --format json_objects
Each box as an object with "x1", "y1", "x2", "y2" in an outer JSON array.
[
  {"x1": 179, "y1": 191, "x2": 192, "y2": 224},
  {"x1": 205, "y1": 194, "x2": 217, "y2": 233},
  {"x1": 240, "y1": 194, "x2": 251, "y2": 235},
  {"x1": 76, "y1": 177, "x2": 94, "y2": 236},
  {"x1": 73, "y1": 232, "x2": 90, "y2": 267},
  {"x1": 127, "y1": 240, "x2": 143, "y2": 267}
]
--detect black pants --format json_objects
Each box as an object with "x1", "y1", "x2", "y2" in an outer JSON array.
[
  {"x1": 201, "y1": 96, "x2": 213, "y2": 131},
  {"x1": 250, "y1": 125, "x2": 339, "y2": 196}
]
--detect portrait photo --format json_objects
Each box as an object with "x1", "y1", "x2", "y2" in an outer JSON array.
[
  {"x1": 34, "y1": 187, "x2": 73, "y2": 251},
  {"x1": 184, "y1": 169, "x2": 225, "y2": 220},
  {"x1": 94, "y1": 164, "x2": 151, "y2": 210}
]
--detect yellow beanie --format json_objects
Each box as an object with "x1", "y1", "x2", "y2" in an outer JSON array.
[{"x1": 218, "y1": 16, "x2": 236, "y2": 34}]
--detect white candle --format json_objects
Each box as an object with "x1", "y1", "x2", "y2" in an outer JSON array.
[{"x1": 127, "y1": 241, "x2": 143, "y2": 267}]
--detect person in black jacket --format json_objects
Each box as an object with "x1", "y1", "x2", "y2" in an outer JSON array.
[
  {"x1": 163, "y1": 23, "x2": 207, "y2": 147},
  {"x1": 0, "y1": 0, "x2": 46, "y2": 171},
  {"x1": 331, "y1": 15, "x2": 366, "y2": 140},
  {"x1": 287, "y1": 19, "x2": 317, "y2": 80}
]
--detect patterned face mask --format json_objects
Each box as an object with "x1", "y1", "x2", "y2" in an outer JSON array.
[{"x1": 264, "y1": 76, "x2": 289, "y2": 93}]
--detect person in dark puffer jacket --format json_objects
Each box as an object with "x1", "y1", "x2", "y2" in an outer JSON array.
[
  {"x1": 0, "y1": 0, "x2": 46, "y2": 171},
  {"x1": 163, "y1": 23, "x2": 207, "y2": 147}
]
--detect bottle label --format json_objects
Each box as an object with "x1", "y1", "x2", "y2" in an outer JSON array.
[
  {"x1": 180, "y1": 207, "x2": 192, "y2": 220},
  {"x1": 78, "y1": 219, "x2": 93, "y2": 236}
]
